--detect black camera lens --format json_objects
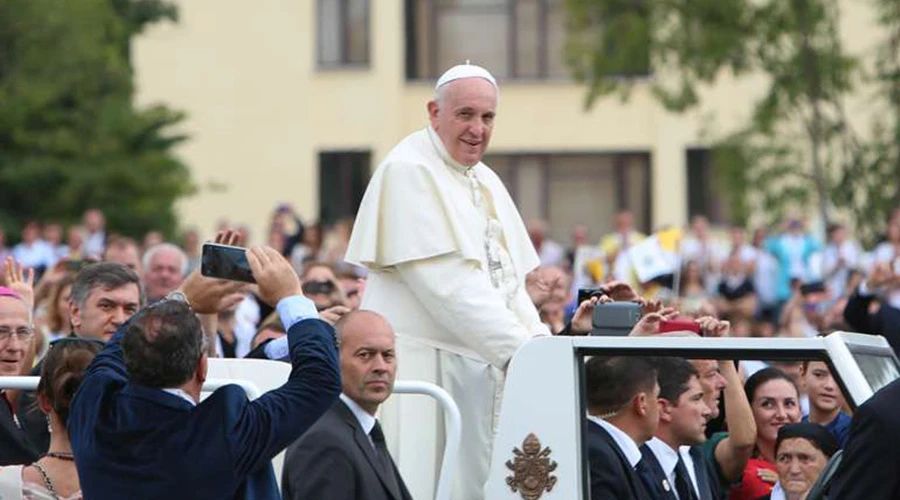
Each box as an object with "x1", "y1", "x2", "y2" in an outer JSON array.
[{"x1": 302, "y1": 280, "x2": 336, "y2": 295}]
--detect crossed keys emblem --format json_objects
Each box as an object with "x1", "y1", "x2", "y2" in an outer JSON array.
[{"x1": 505, "y1": 433, "x2": 558, "y2": 500}]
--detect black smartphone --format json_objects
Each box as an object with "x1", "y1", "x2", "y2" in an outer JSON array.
[
  {"x1": 201, "y1": 243, "x2": 255, "y2": 283},
  {"x1": 577, "y1": 287, "x2": 606, "y2": 306}
]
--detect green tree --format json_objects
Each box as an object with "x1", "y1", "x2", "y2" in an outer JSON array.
[
  {"x1": 564, "y1": 0, "x2": 897, "y2": 240},
  {"x1": 0, "y1": 0, "x2": 192, "y2": 240},
  {"x1": 835, "y1": 0, "x2": 900, "y2": 244}
]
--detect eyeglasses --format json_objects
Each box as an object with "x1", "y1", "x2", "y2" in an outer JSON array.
[{"x1": 0, "y1": 327, "x2": 34, "y2": 343}]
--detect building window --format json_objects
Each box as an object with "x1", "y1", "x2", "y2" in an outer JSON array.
[
  {"x1": 483, "y1": 152, "x2": 651, "y2": 242},
  {"x1": 318, "y1": 0, "x2": 370, "y2": 67},
  {"x1": 319, "y1": 151, "x2": 371, "y2": 224},
  {"x1": 405, "y1": 0, "x2": 570, "y2": 80},
  {"x1": 686, "y1": 148, "x2": 731, "y2": 224}
]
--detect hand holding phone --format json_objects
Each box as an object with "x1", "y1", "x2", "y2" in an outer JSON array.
[{"x1": 201, "y1": 243, "x2": 255, "y2": 283}]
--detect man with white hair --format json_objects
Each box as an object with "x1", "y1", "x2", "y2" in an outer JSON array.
[
  {"x1": 0, "y1": 287, "x2": 39, "y2": 465},
  {"x1": 346, "y1": 63, "x2": 549, "y2": 500},
  {"x1": 142, "y1": 243, "x2": 188, "y2": 303}
]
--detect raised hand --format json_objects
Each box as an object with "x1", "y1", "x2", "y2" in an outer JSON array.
[
  {"x1": 601, "y1": 281, "x2": 639, "y2": 302},
  {"x1": 4, "y1": 257, "x2": 35, "y2": 311},
  {"x1": 697, "y1": 316, "x2": 730, "y2": 338},
  {"x1": 629, "y1": 312, "x2": 664, "y2": 337},
  {"x1": 246, "y1": 246, "x2": 302, "y2": 306},
  {"x1": 569, "y1": 295, "x2": 613, "y2": 335},
  {"x1": 320, "y1": 305, "x2": 351, "y2": 326},
  {"x1": 214, "y1": 228, "x2": 241, "y2": 247}
]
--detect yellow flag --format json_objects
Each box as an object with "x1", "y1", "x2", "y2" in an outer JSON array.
[{"x1": 656, "y1": 227, "x2": 683, "y2": 252}]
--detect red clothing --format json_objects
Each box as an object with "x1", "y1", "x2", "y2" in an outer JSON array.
[{"x1": 728, "y1": 457, "x2": 777, "y2": 500}]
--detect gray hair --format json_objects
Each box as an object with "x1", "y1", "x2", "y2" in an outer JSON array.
[
  {"x1": 142, "y1": 243, "x2": 189, "y2": 276},
  {"x1": 71, "y1": 262, "x2": 145, "y2": 309}
]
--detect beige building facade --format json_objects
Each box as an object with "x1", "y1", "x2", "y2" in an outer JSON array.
[{"x1": 132, "y1": 0, "x2": 881, "y2": 244}]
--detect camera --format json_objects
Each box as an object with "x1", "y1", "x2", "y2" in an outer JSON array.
[
  {"x1": 302, "y1": 280, "x2": 336, "y2": 295},
  {"x1": 577, "y1": 287, "x2": 607, "y2": 306},
  {"x1": 591, "y1": 302, "x2": 642, "y2": 336}
]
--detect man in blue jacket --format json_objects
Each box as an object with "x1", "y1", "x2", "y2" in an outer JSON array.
[{"x1": 68, "y1": 246, "x2": 341, "y2": 500}]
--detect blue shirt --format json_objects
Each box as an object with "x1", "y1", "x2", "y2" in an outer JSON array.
[{"x1": 803, "y1": 411, "x2": 852, "y2": 448}]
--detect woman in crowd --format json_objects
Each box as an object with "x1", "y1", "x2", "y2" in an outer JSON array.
[
  {"x1": 872, "y1": 221, "x2": 900, "y2": 308},
  {"x1": 300, "y1": 262, "x2": 347, "y2": 312},
  {"x1": 730, "y1": 368, "x2": 803, "y2": 500},
  {"x1": 717, "y1": 253, "x2": 757, "y2": 321},
  {"x1": 754, "y1": 423, "x2": 838, "y2": 500},
  {"x1": 0, "y1": 338, "x2": 101, "y2": 499},
  {"x1": 43, "y1": 275, "x2": 75, "y2": 343}
]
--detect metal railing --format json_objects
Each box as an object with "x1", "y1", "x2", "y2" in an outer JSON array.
[{"x1": 391, "y1": 381, "x2": 461, "y2": 500}]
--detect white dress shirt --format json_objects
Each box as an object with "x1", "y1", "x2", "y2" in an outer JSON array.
[
  {"x1": 262, "y1": 295, "x2": 322, "y2": 360},
  {"x1": 588, "y1": 415, "x2": 642, "y2": 468},
  {"x1": 769, "y1": 482, "x2": 786, "y2": 500},
  {"x1": 161, "y1": 388, "x2": 197, "y2": 406},
  {"x1": 339, "y1": 393, "x2": 377, "y2": 448},
  {"x1": 645, "y1": 437, "x2": 702, "y2": 499}
]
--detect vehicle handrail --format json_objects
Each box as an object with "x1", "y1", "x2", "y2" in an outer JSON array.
[
  {"x1": 392, "y1": 381, "x2": 461, "y2": 500},
  {"x1": 0, "y1": 376, "x2": 262, "y2": 400}
]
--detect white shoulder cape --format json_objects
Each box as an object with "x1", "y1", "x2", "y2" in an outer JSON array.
[{"x1": 346, "y1": 128, "x2": 539, "y2": 279}]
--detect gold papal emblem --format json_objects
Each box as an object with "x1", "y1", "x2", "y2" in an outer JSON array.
[{"x1": 505, "y1": 433, "x2": 558, "y2": 500}]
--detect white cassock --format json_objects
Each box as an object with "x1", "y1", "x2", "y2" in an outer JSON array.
[{"x1": 345, "y1": 126, "x2": 549, "y2": 500}]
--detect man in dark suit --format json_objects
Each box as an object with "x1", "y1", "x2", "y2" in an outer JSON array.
[
  {"x1": 828, "y1": 377, "x2": 900, "y2": 500},
  {"x1": 843, "y1": 264, "x2": 900, "y2": 356},
  {"x1": 640, "y1": 357, "x2": 719, "y2": 500},
  {"x1": 282, "y1": 309, "x2": 412, "y2": 500},
  {"x1": 584, "y1": 356, "x2": 659, "y2": 500},
  {"x1": 68, "y1": 246, "x2": 342, "y2": 500}
]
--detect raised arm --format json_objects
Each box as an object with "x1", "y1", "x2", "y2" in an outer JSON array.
[
  {"x1": 696, "y1": 318, "x2": 756, "y2": 484},
  {"x1": 229, "y1": 247, "x2": 341, "y2": 476},
  {"x1": 713, "y1": 358, "x2": 756, "y2": 482}
]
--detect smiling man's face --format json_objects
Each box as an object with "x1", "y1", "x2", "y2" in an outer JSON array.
[
  {"x1": 428, "y1": 78, "x2": 497, "y2": 167},
  {"x1": 0, "y1": 296, "x2": 31, "y2": 376}
]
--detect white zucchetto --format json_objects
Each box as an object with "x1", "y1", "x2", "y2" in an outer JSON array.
[{"x1": 435, "y1": 61, "x2": 498, "y2": 90}]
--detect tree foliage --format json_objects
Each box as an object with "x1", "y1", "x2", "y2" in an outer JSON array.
[
  {"x1": 565, "y1": 0, "x2": 898, "y2": 244},
  {"x1": 0, "y1": 0, "x2": 192, "y2": 240}
]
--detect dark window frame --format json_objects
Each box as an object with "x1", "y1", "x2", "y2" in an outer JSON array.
[
  {"x1": 686, "y1": 148, "x2": 731, "y2": 225},
  {"x1": 484, "y1": 151, "x2": 653, "y2": 235},
  {"x1": 318, "y1": 150, "x2": 372, "y2": 225},
  {"x1": 405, "y1": 0, "x2": 571, "y2": 81},
  {"x1": 317, "y1": 0, "x2": 371, "y2": 69}
]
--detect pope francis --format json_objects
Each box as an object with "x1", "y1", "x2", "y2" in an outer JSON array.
[{"x1": 345, "y1": 63, "x2": 549, "y2": 500}]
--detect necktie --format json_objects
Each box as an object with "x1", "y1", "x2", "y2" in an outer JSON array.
[
  {"x1": 370, "y1": 421, "x2": 401, "y2": 495},
  {"x1": 675, "y1": 454, "x2": 698, "y2": 500}
]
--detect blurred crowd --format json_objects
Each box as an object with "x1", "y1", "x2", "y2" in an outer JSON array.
[
  {"x1": 0, "y1": 205, "x2": 364, "y2": 361},
  {"x1": 5, "y1": 204, "x2": 900, "y2": 363},
  {"x1": 527, "y1": 208, "x2": 900, "y2": 346}
]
